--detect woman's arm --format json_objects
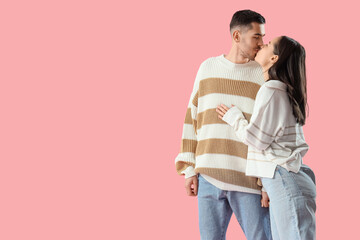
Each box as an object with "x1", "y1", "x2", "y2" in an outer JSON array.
[
  {"x1": 217, "y1": 87, "x2": 283, "y2": 151},
  {"x1": 216, "y1": 104, "x2": 249, "y2": 142}
]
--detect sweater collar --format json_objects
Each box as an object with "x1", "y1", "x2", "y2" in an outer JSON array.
[
  {"x1": 219, "y1": 54, "x2": 257, "y2": 68},
  {"x1": 264, "y1": 80, "x2": 287, "y2": 91}
]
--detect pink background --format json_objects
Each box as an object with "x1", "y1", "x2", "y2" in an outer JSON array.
[{"x1": 1, "y1": 0, "x2": 358, "y2": 239}]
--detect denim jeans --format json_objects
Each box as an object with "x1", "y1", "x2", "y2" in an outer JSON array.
[
  {"x1": 261, "y1": 165, "x2": 316, "y2": 240},
  {"x1": 198, "y1": 174, "x2": 272, "y2": 240}
]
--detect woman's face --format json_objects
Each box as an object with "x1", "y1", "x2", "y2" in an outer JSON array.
[{"x1": 255, "y1": 36, "x2": 281, "y2": 68}]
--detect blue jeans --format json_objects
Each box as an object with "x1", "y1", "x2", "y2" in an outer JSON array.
[
  {"x1": 261, "y1": 165, "x2": 316, "y2": 240},
  {"x1": 198, "y1": 174, "x2": 272, "y2": 240}
]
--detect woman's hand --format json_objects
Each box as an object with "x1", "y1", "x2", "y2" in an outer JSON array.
[
  {"x1": 216, "y1": 104, "x2": 234, "y2": 119},
  {"x1": 261, "y1": 191, "x2": 270, "y2": 208}
]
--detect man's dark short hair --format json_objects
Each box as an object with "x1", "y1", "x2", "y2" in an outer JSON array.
[{"x1": 230, "y1": 10, "x2": 265, "y2": 32}]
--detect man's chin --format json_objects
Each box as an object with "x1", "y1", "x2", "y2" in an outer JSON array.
[
  {"x1": 251, "y1": 53, "x2": 259, "y2": 61},
  {"x1": 253, "y1": 55, "x2": 261, "y2": 64},
  {"x1": 249, "y1": 53, "x2": 259, "y2": 61}
]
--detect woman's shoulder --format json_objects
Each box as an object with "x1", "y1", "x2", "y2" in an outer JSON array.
[
  {"x1": 256, "y1": 80, "x2": 289, "y2": 108},
  {"x1": 257, "y1": 81, "x2": 280, "y2": 98},
  {"x1": 263, "y1": 80, "x2": 287, "y2": 91}
]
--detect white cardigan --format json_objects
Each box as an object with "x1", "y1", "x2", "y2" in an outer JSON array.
[{"x1": 222, "y1": 80, "x2": 309, "y2": 179}]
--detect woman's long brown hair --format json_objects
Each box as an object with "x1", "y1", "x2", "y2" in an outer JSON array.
[{"x1": 268, "y1": 36, "x2": 308, "y2": 125}]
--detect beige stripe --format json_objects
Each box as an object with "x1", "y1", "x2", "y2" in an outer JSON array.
[
  {"x1": 250, "y1": 124, "x2": 302, "y2": 137},
  {"x1": 247, "y1": 129, "x2": 272, "y2": 145},
  {"x1": 250, "y1": 122, "x2": 276, "y2": 137},
  {"x1": 197, "y1": 108, "x2": 252, "y2": 130},
  {"x1": 184, "y1": 108, "x2": 198, "y2": 133},
  {"x1": 279, "y1": 135, "x2": 296, "y2": 142},
  {"x1": 284, "y1": 129, "x2": 297, "y2": 135},
  {"x1": 248, "y1": 151, "x2": 290, "y2": 158},
  {"x1": 192, "y1": 91, "x2": 199, "y2": 107},
  {"x1": 280, "y1": 139, "x2": 297, "y2": 143},
  {"x1": 283, "y1": 133, "x2": 297, "y2": 136},
  {"x1": 199, "y1": 78, "x2": 261, "y2": 99},
  {"x1": 271, "y1": 147, "x2": 291, "y2": 151},
  {"x1": 197, "y1": 109, "x2": 225, "y2": 129},
  {"x1": 184, "y1": 108, "x2": 192, "y2": 124},
  {"x1": 196, "y1": 167, "x2": 261, "y2": 190},
  {"x1": 243, "y1": 112, "x2": 252, "y2": 122},
  {"x1": 195, "y1": 138, "x2": 248, "y2": 159},
  {"x1": 180, "y1": 139, "x2": 197, "y2": 153},
  {"x1": 271, "y1": 142, "x2": 307, "y2": 149},
  {"x1": 176, "y1": 161, "x2": 195, "y2": 175},
  {"x1": 193, "y1": 120, "x2": 197, "y2": 134}
]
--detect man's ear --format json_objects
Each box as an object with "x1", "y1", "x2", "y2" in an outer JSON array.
[{"x1": 232, "y1": 30, "x2": 241, "y2": 43}]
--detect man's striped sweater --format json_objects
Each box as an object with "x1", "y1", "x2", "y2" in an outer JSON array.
[{"x1": 175, "y1": 54, "x2": 265, "y2": 193}]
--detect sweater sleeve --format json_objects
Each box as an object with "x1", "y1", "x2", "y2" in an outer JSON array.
[
  {"x1": 222, "y1": 87, "x2": 283, "y2": 151},
  {"x1": 244, "y1": 89, "x2": 283, "y2": 151},
  {"x1": 175, "y1": 64, "x2": 202, "y2": 178},
  {"x1": 222, "y1": 106, "x2": 248, "y2": 142}
]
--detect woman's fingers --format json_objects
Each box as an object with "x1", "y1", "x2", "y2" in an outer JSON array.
[
  {"x1": 217, "y1": 104, "x2": 229, "y2": 113},
  {"x1": 217, "y1": 104, "x2": 232, "y2": 119},
  {"x1": 216, "y1": 107, "x2": 225, "y2": 116},
  {"x1": 216, "y1": 109, "x2": 223, "y2": 119},
  {"x1": 221, "y1": 104, "x2": 230, "y2": 111}
]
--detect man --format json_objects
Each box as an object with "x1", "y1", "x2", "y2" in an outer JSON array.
[{"x1": 175, "y1": 10, "x2": 272, "y2": 240}]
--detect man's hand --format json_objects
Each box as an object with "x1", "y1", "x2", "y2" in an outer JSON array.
[
  {"x1": 261, "y1": 191, "x2": 270, "y2": 207},
  {"x1": 185, "y1": 175, "x2": 198, "y2": 197}
]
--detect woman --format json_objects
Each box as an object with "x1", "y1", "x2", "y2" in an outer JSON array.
[{"x1": 216, "y1": 36, "x2": 316, "y2": 240}]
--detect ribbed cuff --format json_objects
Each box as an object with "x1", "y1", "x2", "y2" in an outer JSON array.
[
  {"x1": 181, "y1": 166, "x2": 197, "y2": 179},
  {"x1": 222, "y1": 106, "x2": 245, "y2": 127}
]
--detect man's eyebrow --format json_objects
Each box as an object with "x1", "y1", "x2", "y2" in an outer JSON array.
[{"x1": 254, "y1": 33, "x2": 265, "y2": 36}]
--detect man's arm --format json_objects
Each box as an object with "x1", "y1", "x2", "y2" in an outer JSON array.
[
  {"x1": 175, "y1": 87, "x2": 199, "y2": 179},
  {"x1": 175, "y1": 91, "x2": 199, "y2": 197},
  {"x1": 175, "y1": 62, "x2": 204, "y2": 196}
]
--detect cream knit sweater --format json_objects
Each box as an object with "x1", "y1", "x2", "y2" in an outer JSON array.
[{"x1": 175, "y1": 54, "x2": 264, "y2": 193}]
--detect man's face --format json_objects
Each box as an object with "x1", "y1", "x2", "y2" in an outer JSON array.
[{"x1": 238, "y1": 22, "x2": 265, "y2": 60}]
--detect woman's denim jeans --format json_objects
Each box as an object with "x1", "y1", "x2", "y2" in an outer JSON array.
[{"x1": 261, "y1": 165, "x2": 316, "y2": 240}]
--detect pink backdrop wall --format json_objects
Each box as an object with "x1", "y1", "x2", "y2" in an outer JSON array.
[{"x1": 1, "y1": 0, "x2": 358, "y2": 239}]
